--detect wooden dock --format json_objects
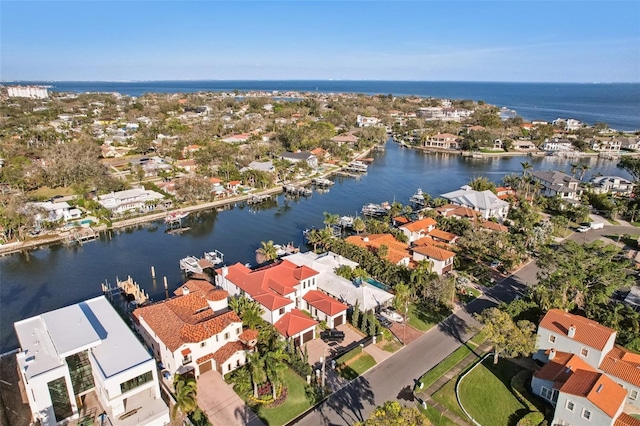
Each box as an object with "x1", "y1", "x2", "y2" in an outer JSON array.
[{"x1": 101, "y1": 276, "x2": 149, "y2": 310}]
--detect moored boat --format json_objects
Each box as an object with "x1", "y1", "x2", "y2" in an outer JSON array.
[
  {"x1": 165, "y1": 211, "x2": 189, "y2": 224},
  {"x1": 410, "y1": 188, "x2": 426, "y2": 206},
  {"x1": 179, "y1": 256, "x2": 203, "y2": 274},
  {"x1": 204, "y1": 250, "x2": 224, "y2": 265}
]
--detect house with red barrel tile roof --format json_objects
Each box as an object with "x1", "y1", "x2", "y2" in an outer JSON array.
[
  {"x1": 132, "y1": 278, "x2": 250, "y2": 378},
  {"x1": 411, "y1": 242, "x2": 456, "y2": 275},
  {"x1": 398, "y1": 217, "x2": 437, "y2": 243},
  {"x1": 531, "y1": 309, "x2": 640, "y2": 426},
  {"x1": 345, "y1": 234, "x2": 412, "y2": 266},
  {"x1": 215, "y1": 260, "x2": 346, "y2": 345}
]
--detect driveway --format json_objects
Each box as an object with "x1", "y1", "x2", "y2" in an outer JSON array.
[
  {"x1": 197, "y1": 370, "x2": 265, "y2": 426},
  {"x1": 305, "y1": 323, "x2": 365, "y2": 365}
]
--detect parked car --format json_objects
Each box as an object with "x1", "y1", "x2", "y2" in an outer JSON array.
[
  {"x1": 576, "y1": 225, "x2": 590, "y2": 233},
  {"x1": 380, "y1": 308, "x2": 403, "y2": 323},
  {"x1": 490, "y1": 260, "x2": 501, "y2": 269},
  {"x1": 376, "y1": 315, "x2": 392, "y2": 328},
  {"x1": 320, "y1": 329, "x2": 345, "y2": 342}
]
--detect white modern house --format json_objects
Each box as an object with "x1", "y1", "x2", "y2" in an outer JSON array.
[
  {"x1": 589, "y1": 176, "x2": 635, "y2": 196},
  {"x1": 279, "y1": 151, "x2": 318, "y2": 169},
  {"x1": 440, "y1": 185, "x2": 510, "y2": 221},
  {"x1": 282, "y1": 251, "x2": 394, "y2": 312},
  {"x1": 98, "y1": 188, "x2": 166, "y2": 214},
  {"x1": 34, "y1": 201, "x2": 82, "y2": 222},
  {"x1": 529, "y1": 171, "x2": 583, "y2": 201},
  {"x1": 133, "y1": 279, "x2": 252, "y2": 378},
  {"x1": 14, "y1": 296, "x2": 169, "y2": 426},
  {"x1": 530, "y1": 309, "x2": 640, "y2": 426}
]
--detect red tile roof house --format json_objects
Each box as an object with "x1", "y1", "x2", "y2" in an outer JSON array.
[
  {"x1": 215, "y1": 261, "x2": 347, "y2": 345},
  {"x1": 398, "y1": 217, "x2": 438, "y2": 243},
  {"x1": 410, "y1": 240, "x2": 456, "y2": 275},
  {"x1": 132, "y1": 279, "x2": 251, "y2": 378},
  {"x1": 531, "y1": 309, "x2": 640, "y2": 426}
]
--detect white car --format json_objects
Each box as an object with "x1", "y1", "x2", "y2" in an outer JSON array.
[
  {"x1": 380, "y1": 308, "x2": 404, "y2": 323},
  {"x1": 576, "y1": 226, "x2": 590, "y2": 233}
]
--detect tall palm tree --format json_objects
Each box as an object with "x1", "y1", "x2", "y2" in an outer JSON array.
[
  {"x1": 579, "y1": 163, "x2": 590, "y2": 181},
  {"x1": 171, "y1": 374, "x2": 199, "y2": 421},
  {"x1": 247, "y1": 351, "x2": 267, "y2": 398},
  {"x1": 264, "y1": 346, "x2": 289, "y2": 399},
  {"x1": 520, "y1": 161, "x2": 532, "y2": 177},
  {"x1": 241, "y1": 301, "x2": 264, "y2": 329},
  {"x1": 323, "y1": 212, "x2": 340, "y2": 229},
  {"x1": 353, "y1": 217, "x2": 366, "y2": 234},
  {"x1": 570, "y1": 163, "x2": 579, "y2": 178}
]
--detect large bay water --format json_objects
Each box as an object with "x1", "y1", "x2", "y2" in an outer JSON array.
[
  {"x1": 0, "y1": 140, "x2": 633, "y2": 352},
  {"x1": 15, "y1": 80, "x2": 640, "y2": 131}
]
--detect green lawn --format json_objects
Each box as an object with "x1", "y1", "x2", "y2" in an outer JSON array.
[
  {"x1": 469, "y1": 329, "x2": 488, "y2": 346},
  {"x1": 418, "y1": 403, "x2": 458, "y2": 426},
  {"x1": 458, "y1": 287, "x2": 481, "y2": 304},
  {"x1": 407, "y1": 303, "x2": 449, "y2": 332},
  {"x1": 418, "y1": 344, "x2": 473, "y2": 390},
  {"x1": 254, "y1": 368, "x2": 312, "y2": 426},
  {"x1": 431, "y1": 380, "x2": 467, "y2": 421},
  {"x1": 338, "y1": 353, "x2": 376, "y2": 380},
  {"x1": 28, "y1": 186, "x2": 75, "y2": 200},
  {"x1": 458, "y1": 359, "x2": 526, "y2": 426}
]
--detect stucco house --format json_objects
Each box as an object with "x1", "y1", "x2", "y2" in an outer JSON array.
[
  {"x1": 133, "y1": 278, "x2": 250, "y2": 378},
  {"x1": 14, "y1": 296, "x2": 169, "y2": 426},
  {"x1": 531, "y1": 309, "x2": 640, "y2": 426},
  {"x1": 98, "y1": 188, "x2": 166, "y2": 215},
  {"x1": 440, "y1": 185, "x2": 510, "y2": 221},
  {"x1": 423, "y1": 133, "x2": 460, "y2": 150},
  {"x1": 529, "y1": 171, "x2": 583, "y2": 201},
  {"x1": 280, "y1": 151, "x2": 318, "y2": 169}
]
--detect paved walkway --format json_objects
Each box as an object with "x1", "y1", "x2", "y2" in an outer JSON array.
[
  {"x1": 363, "y1": 342, "x2": 392, "y2": 364},
  {"x1": 414, "y1": 341, "x2": 493, "y2": 426}
]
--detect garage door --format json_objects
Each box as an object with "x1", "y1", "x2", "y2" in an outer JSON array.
[
  {"x1": 334, "y1": 315, "x2": 344, "y2": 327},
  {"x1": 199, "y1": 360, "x2": 213, "y2": 375},
  {"x1": 301, "y1": 330, "x2": 314, "y2": 345}
]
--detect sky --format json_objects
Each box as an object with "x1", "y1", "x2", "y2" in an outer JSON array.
[{"x1": 1, "y1": 1, "x2": 639, "y2": 83}]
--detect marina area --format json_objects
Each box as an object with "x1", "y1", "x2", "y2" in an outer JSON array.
[{"x1": 0, "y1": 139, "x2": 635, "y2": 353}]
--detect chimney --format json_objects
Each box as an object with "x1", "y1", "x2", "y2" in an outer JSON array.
[
  {"x1": 182, "y1": 286, "x2": 189, "y2": 295},
  {"x1": 568, "y1": 325, "x2": 576, "y2": 338},
  {"x1": 549, "y1": 348, "x2": 556, "y2": 361},
  {"x1": 222, "y1": 266, "x2": 228, "y2": 278}
]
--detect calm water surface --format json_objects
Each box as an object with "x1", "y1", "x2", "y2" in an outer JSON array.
[{"x1": 0, "y1": 141, "x2": 633, "y2": 352}]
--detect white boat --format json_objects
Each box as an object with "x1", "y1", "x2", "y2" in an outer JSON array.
[
  {"x1": 339, "y1": 216, "x2": 354, "y2": 228},
  {"x1": 361, "y1": 203, "x2": 389, "y2": 216},
  {"x1": 312, "y1": 178, "x2": 334, "y2": 187},
  {"x1": 204, "y1": 250, "x2": 224, "y2": 265},
  {"x1": 345, "y1": 161, "x2": 368, "y2": 173},
  {"x1": 179, "y1": 256, "x2": 203, "y2": 274},
  {"x1": 165, "y1": 211, "x2": 189, "y2": 224},
  {"x1": 410, "y1": 188, "x2": 426, "y2": 206}
]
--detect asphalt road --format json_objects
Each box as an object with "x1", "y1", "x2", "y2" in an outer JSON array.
[{"x1": 293, "y1": 220, "x2": 637, "y2": 425}]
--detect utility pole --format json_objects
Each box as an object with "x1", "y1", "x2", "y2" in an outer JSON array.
[{"x1": 321, "y1": 348, "x2": 326, "y2": 390}]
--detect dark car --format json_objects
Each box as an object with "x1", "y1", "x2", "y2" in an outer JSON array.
[
  {"x1": 320, "y1": 329, "x2": 345, "y2": 342},
  {"x1": 376, "y1": 315, "x2": 392, "y2": 328}
]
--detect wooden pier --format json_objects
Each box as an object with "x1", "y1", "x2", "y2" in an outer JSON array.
[{"x1": 101, "y1": 276, "x2": 149, "y2": 313}]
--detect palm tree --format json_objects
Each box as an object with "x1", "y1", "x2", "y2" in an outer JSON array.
[
  {"x1": 393, "y1": 282, "x2": 412, "y2": 344},
  {"x1": 257, "y1": 240, "x2": 278, "y2": 262},
  {"x1": 241, "y1": 301, "x2": 264, "y2": 329},
  {"x1": 520, "y1": 161, "x2": 532, "y2": 177},
  {"x1": 171, "y1": 374, "x2": 199, "y2": 421},
  {"x1": 570, "y1": 163, "x2": 579, "y2": 178},
  {"x1": 353, "y1": 217, "x2": 366, "y2": 234},
  {"x1": 247, "y1": 351, "x2": 267, "y2": 398},
  {"x1": 579, "y1": 163, "x2": 590, "y2": 181},
  {"x1": 264, "y1": 346, "x2": 289, "y2": 399},
  {"x1": 323, "y1": 212, "x2": 339, "y2": 229}
]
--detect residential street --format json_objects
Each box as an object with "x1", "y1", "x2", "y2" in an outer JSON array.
[{"x1": 292, "y1": 220, "x2": 637, "y2": 425}]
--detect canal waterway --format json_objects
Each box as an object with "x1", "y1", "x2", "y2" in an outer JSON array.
[{"x1": 0, "y1": 141, "x2": 633, "y2": 352}]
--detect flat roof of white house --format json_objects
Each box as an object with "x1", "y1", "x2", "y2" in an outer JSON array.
[
  {"x1": 15, "y1": 296, "x2": 152, "y2": 380},
  {"x1": 283, "y1": 251, "x2": 393, "y2": 311}
]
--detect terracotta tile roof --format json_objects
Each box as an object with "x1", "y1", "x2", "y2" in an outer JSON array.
[
  {"x1": 212, "y1": 341, "x2": 246, "y2": 365},
  {"x1": 560, "y1": 370, "x2": 627, "y2": 418},
  {"x1": 436, "y1": 204, "x2": 479, "y2": 219},
  {"x1": 533, "y1": 350, "x2": 595, "y2": 384},
  {"x1": 218, "y1": 260, "x2": 318, "y2": 312},
  {"x1": 238, "y1": 329, "x2": 259, "y2": 343},
  {"x1": 615, "y1": 413, "x2": 640, "y2": 426},
  {"x1": 412, "y1": 244, "x2": 455, "y2": 261},
  {"x1": 393, "y1": 216, "x2": 410, "y2": 224},
  {"x1": 401, "y1": 217, "x2": 437, "y2": 232},
  {"x1": 539, "y1": 309, "x2": 616, "y2": 351},
  {"x1": 345, "y1": 234, "x2": 410, "y2": 265},
  {"x1": 274, "y1": 309, "x2": 317, "y2": 338},
  {"x1": 479, "y1": 220, "x2": 508, "y2": 232},
  {"x1": 303, "y1": 290, "x2": 348, "y2": 316},
  {"x1": 599, "y1": 346, "x2": 640, "y2": 387},
  {"x1": 428, "y1": 228, "x2": 458, "y2": 242},
  {"x1": 196, "y1": 352, "x2": 216, "y2": 365},
  {"x1": 173, "y1": 279, "x2": 229, "y2": 302},
  {"x1": 133, "y1": 294, "x2": 241, "y2": 352}
]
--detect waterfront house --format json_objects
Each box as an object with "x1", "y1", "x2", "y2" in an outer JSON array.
[
  {"x1": 589, "y1": 137, "x2": 622, "y2": 153},
  {"x1": 345, "y1": 234, "x2": 412, "y2": 266},
  {"x1": 423, "y1": 133, "x2": 461, "y2": 150},
  {"x1": 512, "y1": 140, "x2": 537, "y2": 151},
  {"x1": 280, "y1": 151, "x2": 318, "y2": 169},
  {"x1": 215, "y1": 260, "x2": 348, "y2": 345},
  {"x1": 133, "y1": 278, "x2": 250, "y2": 378},
  {"x1": 34, "y1": 201, "x2": 82, "y2": 222},
  {"x1": 589, "y1": 176, "x2": 635, "y2": 196},
  {"x1": 243, "y1": 160, "x2": 275, "y2": 173},
  {"x1": 618, "y1": 136, "x2": 640, "y2": 151},
  {"x1": 542, "y1": 139, "x2": 575, "y2": 152},
  {"x1": 529, "y1": 171, "x2": 583, "y2": 201},
  {"x1": 530, "y1": 309, "x2": 640, "y2": 426},
  {"x1": 98, "y1": 188, "x2": 166, "y2": 215},
  {"x1": 282, "y1": 251, "x2": 394, "y2": 312},
  {"x1": 331, "y1": 133, "x2": 359, "y2": 146},
  {"x1": 14, "y1": 296, "x2": 170, "y2": 426},
  {"x1": 440, "y1": 185, "x2": 510, "y2": 221},
  {"x1": 417, "y1": 107, "x2": 445, "y2": 120},
  {"x1": 398, "y1": 217, "x2": 437, "y2": 243}
]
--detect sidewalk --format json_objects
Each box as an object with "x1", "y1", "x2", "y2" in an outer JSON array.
[{"x1": 414, "y1": 341, "x2": 493, "y2": 426}]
